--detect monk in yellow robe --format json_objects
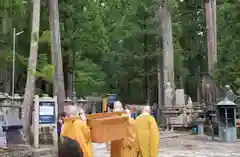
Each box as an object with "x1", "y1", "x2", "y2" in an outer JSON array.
[
  {"x1": 110, "y1": 102, "x2": 137, "y2": 157},
  {"x1": 121, "y1": 109, "x2": 137, "y2": 157},
  {"x1": 134, "y1": 106, "x2": 159, "y2": 157},
  {"x1": 60, "y1": 105, "x2": 93, "y2": 157}
]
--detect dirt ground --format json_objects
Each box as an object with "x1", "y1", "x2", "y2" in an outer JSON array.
[{"x1": 93, "y1": 131, "x2": 240, "y2": 157}]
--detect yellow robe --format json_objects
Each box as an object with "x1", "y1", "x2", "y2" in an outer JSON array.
[
  {"x1": 122, "y1": 118, "x2": 137, "y2": 157},
  {"x1": 134, "y1": 113, "x2": 159, "y2": 157},
  {"x1": 61, "y1": 118, "x2": 93, "y2": 157},
  {"x1": 110, "y1": 116, "x2": 137, "y2": 157}
]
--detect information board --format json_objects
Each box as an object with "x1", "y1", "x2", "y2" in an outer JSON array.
[
  {"x1": 107, "y1": 94, "x2": 116, "y2": 104},
  {"x1": 39, "y1": 101, "x2": 55, "y2": 124}
]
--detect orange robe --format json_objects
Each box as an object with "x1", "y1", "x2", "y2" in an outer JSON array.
[
  {"x1": 61, "y1": 118, "x2": 93, "y2": 157},
  {"x1": 134, "y1": 113, "x2": 159, "y2": 157}
]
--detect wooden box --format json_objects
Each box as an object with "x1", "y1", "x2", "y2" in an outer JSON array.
[{"x1": 87, "y1": 112, "x2": 129, "y2": 143}]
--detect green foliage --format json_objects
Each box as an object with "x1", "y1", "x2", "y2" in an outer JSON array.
[
  {"x1": 1, "y1": 0, "x2": 240, "y2": 103},
  {"x1": 39, "y1": 30, "x2": 51, "y2": 43},
  {"x1": 214, "y1": 2, "x2": 240, "y2": 91},
  {"x1": 35, "y1": 64, "x2": 53, "y2": 83},
  {"x1": 75, "y1": 58, "x2": 106, "y2": 95}
]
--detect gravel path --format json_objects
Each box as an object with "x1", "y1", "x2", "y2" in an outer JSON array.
[{"x1": 93, "y1": 131, "x2": 240, "y2": 157}]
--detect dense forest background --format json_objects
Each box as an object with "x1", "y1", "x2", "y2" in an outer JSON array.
[{"x1": 0, "y1": 0, "x2": 239, "y2": 104}]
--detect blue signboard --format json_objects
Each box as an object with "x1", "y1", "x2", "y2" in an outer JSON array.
[
  {"x1": 39, "y1": 101, "x2": 55, "y2": 124},
  {"x1": 107, "y1": 94, "x2": 116, "y2": 104}
]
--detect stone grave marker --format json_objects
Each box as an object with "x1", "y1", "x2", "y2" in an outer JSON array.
[{"x1": 175, "y1": 89, "x2": 185, "y2": 107}]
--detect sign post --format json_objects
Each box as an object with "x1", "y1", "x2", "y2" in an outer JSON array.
[
  {"x1": 34, "y1": 95, "x2": 39, "y2": 148},
  {"x1": 33, "y1": 95, "x2": 58, "y2": 148}
]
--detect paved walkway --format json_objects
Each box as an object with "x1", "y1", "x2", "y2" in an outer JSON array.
[
  {"x1": 93, "y1": 131, "x2": 240, "y2": 157},
  {"x1": 159, "y1": 135, "x2": 240, "y2": 157}
]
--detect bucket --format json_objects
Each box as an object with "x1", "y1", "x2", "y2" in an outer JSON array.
[{"x1": 192, "y1": 127, "x2": 197, "y2": 134}]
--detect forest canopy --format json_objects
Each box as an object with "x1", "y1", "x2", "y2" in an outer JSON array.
[{"x1": 0, "y1": 0, "x2": 239, "y2": 103}]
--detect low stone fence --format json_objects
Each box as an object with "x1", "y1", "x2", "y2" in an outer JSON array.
[{"x1": 0, "y1": 92, "x2": 58, "y2": 157}]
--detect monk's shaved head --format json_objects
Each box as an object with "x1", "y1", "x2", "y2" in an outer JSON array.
[
  {"x1": 66, "y1": 105, "x2": 78, "y2": 117},
  {"x1": 142, "y1": 105, "x2": 151, "y2": 113},
  {"x1": 113, "y1": 101, "x2": 123, "y2": 111}
]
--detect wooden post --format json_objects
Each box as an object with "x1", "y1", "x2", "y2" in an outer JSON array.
[
  {"x1": 110, "y1": 139, "x2": 123, "y2": 157},
  {"x1": 22, "y1": 0, "x2": 41, "y2": 143},
  {"x1": 53, "y1": 95, "x2": 58, "y2": 146},
  {"x1": 34, "y1": 95, "x2": 39, "y2": 148},
  {"x1": 48, "y1": 0, "x2": 66, "y2": 112}
]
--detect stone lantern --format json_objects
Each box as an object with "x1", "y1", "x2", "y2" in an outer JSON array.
[
  {"x1": 64, "y1": 97, "x2": 73, "y2": 105},
  {"x1": 216, "y1": 97, "x2": 239, "y2": 142},
  {"x1": 4, "y1": 93, "x2": 24, "y2": 130},
  {"x1": 78, "y1": 98, "x2": 88, "y2": 113},
  {"x1": 12, "y1": 94, "x2": 23, "y2": 107},
  {"x1": 78, "y1": 98, "x2": 87, "y2": 105},
  {"x1": 0, "y1": 107, "x2": 6, "y2": 148},
  {"x1": 0, "y1": 92, "x2": 6, "y2": 127},
  {"x1": 0, "y1": 93, "x2": 6, "y2": 106},
  {"x1": 64, "y1": 97, "x2": 73, "y2": 112}
]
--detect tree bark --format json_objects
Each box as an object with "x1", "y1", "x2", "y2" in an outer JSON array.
[
  {"x1": 22, "y1": 0, "x2": 41, "y2": 143},
  {"x1": 67, "y1": 55, "x2": 73, "y2": 98},
  {"x1": 48, "y1": 0, "x2": 66, "y2": 112},
  {"x1": 63, "y1": 55, "x2": 69, "y2": 96},
  {"x1": 205, "y1": 0, "x2": 216, "y2": 72},
  {"x1": 211, "y1": 0, "x2": 217, "y2": 56},
  {"x1": 205, "y1": 0, "x2": 217, "y2": 104}
]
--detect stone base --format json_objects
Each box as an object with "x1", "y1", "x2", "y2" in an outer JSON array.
[
  {"x1": 32, "y1": 146, "x2": 57, "y2": 157},
  {"x1": 0, "y1": 145, "x2": 57, "y2": 157},
  {"x1": 0, "y1": 137, "x2": 6, "y2": 148},
  {"x1": 0, "y1": 144, "x2": 32, "y2": 157}
]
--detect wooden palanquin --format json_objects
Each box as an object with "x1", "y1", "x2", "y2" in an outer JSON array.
[{"x1": 87, "y1": 112, "x2": 129, "y2": 143}]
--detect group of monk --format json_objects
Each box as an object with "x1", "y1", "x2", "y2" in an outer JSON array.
[{"x1": 59, "y1": 101, "x2": 160, "y2": 157}]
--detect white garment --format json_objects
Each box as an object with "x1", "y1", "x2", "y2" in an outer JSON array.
[
  {"x1": 113, "y1": 108, "x2": 123, "y2": 112},
  {"x1": 125, "y1": 109, "x2": 131, "y2": 118},
  {"x1": 79, "y1": 108, "x2": 87, "y2": 122}
]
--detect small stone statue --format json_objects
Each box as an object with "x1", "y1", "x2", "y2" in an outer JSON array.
[
  {"x1": 164, "y1": 82, "x2": 174, "y2": 107},
  {"x1": 72, "y1": 92, "x2": 77, "y2": 105},
  {"x1": 183, "y1": 108, "x2": 192, "y2": 127},
  {"x1": 187, "y1": 97, "x2": 193, "y2": 107},
  {"x1": 225, "y1": 85, "x2": 236, "y2": 101}
]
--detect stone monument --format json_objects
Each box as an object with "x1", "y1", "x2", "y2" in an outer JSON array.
[
  {"x1": 175, "y1": 89, "x2": 185, "y2": 107},
  {"x1": 181, "y1": 108, "x2": 188, "y2": 127},
  {"x1": 186, "y1": 97, "x2": 193, "y2": 108},
  {"x1": 225, "y1": 85, "x2": 236, "y2": 101},
  {"x1": 164, "y1": 82, "x2": 174, "y2": 107}
]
